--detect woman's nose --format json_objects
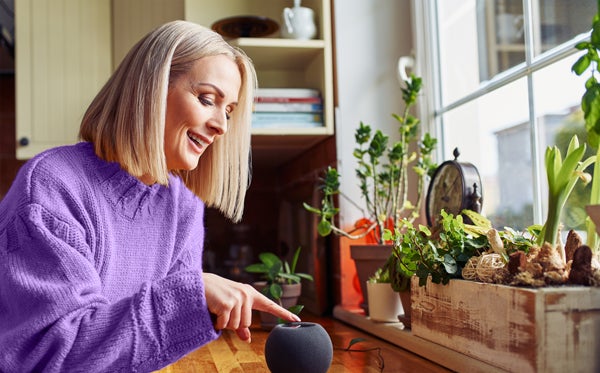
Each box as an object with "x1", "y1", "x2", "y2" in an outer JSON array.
[{"x1": 208, "y1": 114, "x2": 228, "y2": 135}]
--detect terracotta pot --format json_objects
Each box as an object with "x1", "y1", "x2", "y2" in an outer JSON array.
[
  {"x1": 366, "y1": 282, "x2": 403, "y2": 322},
  {"x1": 397, "y1": 289, "x2": 411, "y2": 328},
  {"x1": 350, "y1": 244, "x2": 392, "y2": 314},
  {"x1": 253, "y1": 281, "x2": 302, "y2": 330}
]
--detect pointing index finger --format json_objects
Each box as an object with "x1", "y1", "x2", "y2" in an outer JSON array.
[{"x1": 254, "y1": 296, "x2": 301, "y2": 322}]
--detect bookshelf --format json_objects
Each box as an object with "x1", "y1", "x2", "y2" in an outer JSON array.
[{"x1": 112, "y1": 0, "x2": 335, "y2": 168}]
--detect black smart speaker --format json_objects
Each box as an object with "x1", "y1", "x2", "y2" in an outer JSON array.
[{"x1": 264, "y1": 322, "x2": 333, "y2": 373}]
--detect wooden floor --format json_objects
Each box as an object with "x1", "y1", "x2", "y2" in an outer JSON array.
[{"x1": 156, "y1": 312, "x2": 452, "y2": 373}]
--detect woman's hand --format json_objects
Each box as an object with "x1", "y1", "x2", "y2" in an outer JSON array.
[{"x1": 202, "y1": 273, "x2": 301, "y2": 342}]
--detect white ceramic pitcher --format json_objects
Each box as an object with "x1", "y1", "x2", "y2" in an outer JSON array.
[{"x1": 281, "y1": 0, "x2": 317, "y2": 40}]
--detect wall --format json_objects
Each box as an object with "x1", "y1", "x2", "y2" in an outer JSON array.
[{"x1": 333, "y1": 0, "x2": 415, "y2": 307}]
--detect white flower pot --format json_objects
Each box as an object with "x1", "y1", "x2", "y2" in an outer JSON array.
[{"x1": 366, "y1": 282, "x2": 404, "y2": 322}]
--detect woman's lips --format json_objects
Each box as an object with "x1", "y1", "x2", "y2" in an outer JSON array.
[{"x1": 187, "y1": 130, "x2": 211, "y2": 152}]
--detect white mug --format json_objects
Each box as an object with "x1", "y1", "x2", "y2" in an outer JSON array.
[
  {"x1": 281, "y1": 5, "x2": 317, "y2": 40},
  {"x1": 496, "y1": 13, "x2": 524, "y2": 44}
]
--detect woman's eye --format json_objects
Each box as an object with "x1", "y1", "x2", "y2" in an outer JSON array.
[
  {"x1": 199, "y1": 96, "x2": 214, "y2": 106},
  {"x1": 225, "y1": 112, "x2": 231, "y2": 120}
]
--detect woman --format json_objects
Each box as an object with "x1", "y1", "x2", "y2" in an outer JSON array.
[{"x1": 0, "y1": 21, "x2": 299, "y2": 372}]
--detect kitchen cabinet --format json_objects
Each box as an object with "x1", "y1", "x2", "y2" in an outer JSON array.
[
  {"x1": 112, "y1": 0, "x2": 334, "y2": 168},
  {"x1": 15, "y1": 0, "x2": 112, "y2": 159}
]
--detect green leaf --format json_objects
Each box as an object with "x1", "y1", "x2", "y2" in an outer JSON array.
[
  {"x1": 260, "y1": 252, "x2": 281, "y2": 267},
  {"x1": 442, "y1": 254, "x2": 458, "y2": 274},
  {"x1": 278, "y1": 273, "x2": 301, "y2": 283},
  {"x1": 347, "y1": 338, "x2": 367, "y2": 350},
  {"x1": 317, "y1": 219, "x2": 332, "y2": 236},
  {"x1": 572, "y1": 55, "x2": 591, "y2": 75},
  {"x1": 269, "y1": 284, "x2": 283, "y2": 300},
  {"x1": 302, "y1": 202, "x2": 322, "y2": 215},
  {"x1": 287, "y1": 304, "x2": 304, "y2": 316},
  {"x1": 244, "y1": 263, "x2": 267, "y2": 273},
  {"x1": 290, "y1": 246, "x2": 301, "y2": 274},
  {"x1": 296, "y1": 273, "x2": 314, "y2": 282},
  {"x1": 574, "y1": 41, "x2": 591, "y2": 50}
]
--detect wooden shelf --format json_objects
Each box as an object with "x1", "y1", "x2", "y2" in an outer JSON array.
[{"x1": 333, "y1": 305, "x2": 505, "y2": 373}]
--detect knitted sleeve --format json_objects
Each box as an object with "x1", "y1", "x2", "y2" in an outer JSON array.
[{"x1": 0, "y1": 203, "x2": 219, "y2": 373}]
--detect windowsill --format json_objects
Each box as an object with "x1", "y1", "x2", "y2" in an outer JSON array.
[{"x1": 332, "y1": 305, "x2": 503, "y2": 373}]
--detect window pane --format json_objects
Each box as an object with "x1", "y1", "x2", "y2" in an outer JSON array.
[
  {"x1": 535, "y1": 0, "x2": 595, "y2": 55},
  {"x1": 532, "y1": 52, "x2": 589, "y2": 232},
  {"x1": 437, "y1": 0, "x2": 594, "y2": 104},
  {"x1": 436, "y1": 0, "x2": 489, "y2": 104},
  {"x1": 485, "y1": 0, "x2": 525, "y2": 78},
  {"x1": 440, "y1": 77, "x2": 532, "y2": 229}
]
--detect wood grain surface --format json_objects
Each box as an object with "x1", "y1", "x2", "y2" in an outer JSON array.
[{"x1": 156, "y1": 312, "x2": 451, "y2": 372}]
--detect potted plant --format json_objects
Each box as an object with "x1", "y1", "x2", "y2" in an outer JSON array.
[
  {"x1": 572, "y1": 6, "x2": 600, "y2": 252},
  {"x1": 365, "y1": 267, "x2": 403, "y2": 323},
  {"x1": 245, "y1": 246, "x2": 314, "y2": 330},
  {"x1": 381, "y1": 211, "x2": 492, "y2": 327},
  {"x1": 304, "y1": 74, "x2": 437, "y2": 312}
]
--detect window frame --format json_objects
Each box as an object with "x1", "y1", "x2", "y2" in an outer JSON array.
[{"x1": 412, "y1": 0, "x2": 592, "y2": 224}]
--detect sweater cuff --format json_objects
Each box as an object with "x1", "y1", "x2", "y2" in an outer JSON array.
[{"x1": 153, "y1": 270, "x2": 219, "y2": 356}]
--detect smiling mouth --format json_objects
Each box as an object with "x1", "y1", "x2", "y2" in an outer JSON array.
[{"x1": 187, "y1": 131, "x2": 209, "y2": 149}]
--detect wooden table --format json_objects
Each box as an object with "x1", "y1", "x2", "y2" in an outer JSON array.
[{"x1": 156, "y1": 312, "x2": 451, "y2": 372}]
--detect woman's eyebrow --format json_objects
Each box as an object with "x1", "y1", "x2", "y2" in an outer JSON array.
[
  {"x1": 194, "y1": 82, "x2": 239, "y2": 106},
  {"x1": 195, "y1": 82, "x2": 225, "y2": 98}
]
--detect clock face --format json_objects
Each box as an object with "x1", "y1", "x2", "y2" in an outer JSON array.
[{"x1": 426, "y1": 162, "x2": 465, "y2": 226}]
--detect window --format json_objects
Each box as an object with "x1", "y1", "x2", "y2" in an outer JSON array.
[{"x1": 414, "y1": 0, "x2": 596, "y2": 231}]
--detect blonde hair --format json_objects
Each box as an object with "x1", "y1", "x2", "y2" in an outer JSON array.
[{"x1": 79, "y1": 20, "x2": 256, "y2": 222}]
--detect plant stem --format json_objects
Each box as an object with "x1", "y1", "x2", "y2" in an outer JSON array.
[{"x1": 587, "y1": 147, "x2": 600, "y2": 251}]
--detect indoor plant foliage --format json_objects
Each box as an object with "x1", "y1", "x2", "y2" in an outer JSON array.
[
  {"x1": 382, "y1": 212, "x2": 489, "y2": 292},
  {"x1": 245, "y1": 246, "x2": 314, "y2": 314},
  {"x1": 441, "y1": 136, "x2": 600, "y2": 287},
  {"x1": 304, "y1": 74, "x2": 437, "y2": 244},
  {"x1": 572, "y1": 1, "x2": 600, "y2": 253}
]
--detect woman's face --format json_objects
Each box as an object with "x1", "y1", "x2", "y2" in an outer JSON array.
[{"x1": 164, "y1": 54, "x2": 242, "y2": 171}]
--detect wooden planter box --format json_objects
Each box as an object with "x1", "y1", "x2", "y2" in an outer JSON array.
[{"x1": 411, "y1": 277, "x2": 600, "y2": 373}]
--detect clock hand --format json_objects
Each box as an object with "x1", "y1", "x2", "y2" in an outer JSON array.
[{"x1": 440, "y1": 174, "x2": 460, "y2": 201}]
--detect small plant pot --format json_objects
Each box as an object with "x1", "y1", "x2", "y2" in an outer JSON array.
[
  {"x1": 366, "y1": 282, "x2": 403, "y2": 322},
  {"x1": 350, "y1": 244, "x2": 392, "y2": 314},
  {"x1": 253, "y1": 281, "x2": 302, "y2": 330},
  {"x1": 397, "y1": 289, "x2": 411, "y2": 328}
]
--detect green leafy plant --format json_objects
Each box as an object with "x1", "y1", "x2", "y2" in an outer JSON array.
[
  {"x1": 383, "y1": 212, "x2": 489, "y2": 289},
  {"x1": 572, "y1": 1, "x2": 600, "y2": 252},
  {"x1": 245, "y1": 246, "x2": 314, "y2": 302},
  {"x1": 304, "y1": 74, "x2": 437, "y2": 244},
  {"x1": 536, "y1": 136, "x2": 595, "y2": 247},
  {"x1": 367, "y1": 267, "x2": 391, "y2": 284}
]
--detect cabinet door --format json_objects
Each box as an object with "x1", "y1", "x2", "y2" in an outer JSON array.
[{"x1": 15, "y1": 0, "x2": 112, "y2": 159}]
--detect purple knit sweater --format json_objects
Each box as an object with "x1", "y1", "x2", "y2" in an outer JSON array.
[{"x1": 0, "y1": 142, "x2": 219, "y2": 372}]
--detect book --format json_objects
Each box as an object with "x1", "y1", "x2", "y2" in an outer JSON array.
[
  {"x1": 252, "y1": 121, "x2": 324, "y2": 129},
  {"x1": 254, "y1": 96, "x2": 322, "y2": 104},
  {"x1": 256, "y1": 88, "x2": 320, "y2": 98},
  {"x1": 254, "y1": 102, "x2": 323, "y2": 113},
  {"x1": 252, "y1": 112, "x2": 323, "y2": 123},
  {"x1": 252, "y1": 112, "x2": 324, "y2": 129}
]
